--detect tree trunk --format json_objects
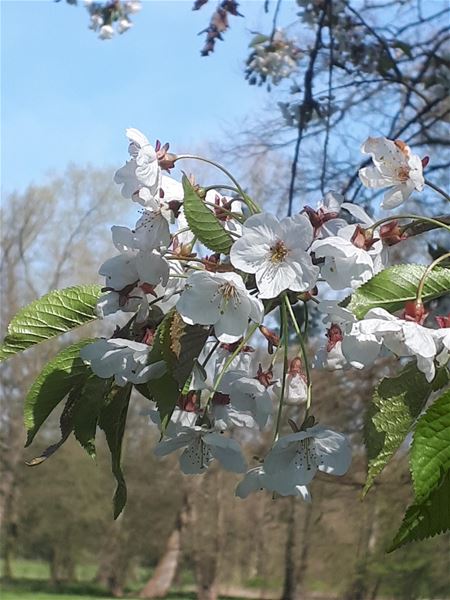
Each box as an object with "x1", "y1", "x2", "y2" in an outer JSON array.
[
  {"x1": 139, "y1": 500, "x2": 187, "y2": 599},
  {"x1": 93, "y1": 515, "x2": 129, "y2": 597},
  {"x1": 281, "y1": 497, "x2": 297, "y2": 600},
  {"x1": 184, "y1": 471, "x2": 223, "y2": 600},
  {"x1": 2, "y1": 538, "x2": 13, "y2": 580},
  {"x1": 295, "y1": 499, "x2": 314, "y2": 598},
  {"x1": 344, "y1": 495, "x2": 377, "y2": 600}
]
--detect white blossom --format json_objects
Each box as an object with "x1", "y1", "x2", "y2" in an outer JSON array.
[
  {"x1": 99, "y1": 252, "x2": 140, "y2": 291},
  {"x1": 230, "y1": 213, "x2": 319, "y2": 299},
  {"x1": 303, "y1": 190, "x2": 347, "y2": 238},
  {"x1": 434, "y1": 327, "x2": 450, "y2": 367},
  {"x1": 273, "y1": 370, "x2": 308, "y2": 404},
  {"x1": 80, "y1": 338, "x2": 166, "y2": 386},
  {"x1": 190, "y1": 341, "x2": 254, "y2": 391},
  {"x1": 149, "y1": 407, "x2": 198, "y2": 437},
  {"x1": 114, "y1": 128, "x2": 161, "y2": 200},
  {"x1": 177, "y1": 271, "x2": 264, "y2": 343},
  {"x1": 311, "y1": 206, "x2": 387, "y2": 290},
  {"x1": 96, "y1": 287, "x2": 145, "y2": 318},
  {"x1": 343, "y1": 308, "x2": 439, "y2": 381},
  {"x1": 98, "y1": 24, "x2": 114, "y2": 39},
  {"x1": 236, "y1": 465, "x2": 311, "y2": 500},
  {"x1": 117, "y1": 18, "x2": 132, "y2": 34},
  {"x1": 221, "y1": 371, "x2": 273, "y2": 428},
  {"x1": 263, "y1": 425, "x2": 352, "y2": 487},
  {"x1": 99, "y1": 249, "x2": 169, "y2": 291},
  {"x1": 154, "y1": 427, "x2": 247, "y2": 474},
  {"x1": 359, "y1": 137, "x2": 424, "y2": 209}
]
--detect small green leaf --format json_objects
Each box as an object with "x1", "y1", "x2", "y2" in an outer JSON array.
[
  {"x1": 99, "y1": 384, "x2": 131, "y2": 519},
  {"x1": 363, "y1": 362, "x2": 441, "y2": 495},
  {"x1": 410, "y1": 389, "x2": 450, "y2": 503},
  {"x1": 0, "y1": 284, "x2": 102, "y2": 361},
  {"x1": 347, "y1": 265, "x2": 450, "y2": 319},
  {"x1": 73, "y1": 375, "x2": 113, "y2": 457},
  {"x1": 388, "y1": 469, "x2": 450, "y2": 552},
  {"x1": 24, "y1": 340, "x2": 93, "y2": 445},
  {"x1": 182, "y1": 176, "x2": 233, "y2": 254}
]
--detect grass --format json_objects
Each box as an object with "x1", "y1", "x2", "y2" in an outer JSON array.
[
  {"x1": 0, "y1": 559, "x2": 210, "y2": 600},
  {"x1": 1, "y1": 591, "x2": 196, "y2": 600},
  {"x1": 0, "y1": 558, "x2": 283, "y2": 600},
  {"x1": 0, "y1": 578, "x2": 197, "y2": 600}
]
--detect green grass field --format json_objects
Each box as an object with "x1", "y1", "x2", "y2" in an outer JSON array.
[{"x1": 0, "y1": 559, "x2": 198, "y2": 600}]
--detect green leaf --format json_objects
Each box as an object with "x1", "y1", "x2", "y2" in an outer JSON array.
[
  {"x1": 0, "y1": 284, "x2": 102, "y2": 361},
  {"x1": 73, "y1": 375, "x2": 113, "y2": 458},
  {"x1": 136, "y1": 310, "x2": 208, "y2": 431},
  {"x1": 24, "y1": 340, "x2": 93, "y2": 446},
  {"x1": 363, "y1": 362, "x2": 446, "y2": 495},
  {"x1": 99, "y1": 384, "x2": 131, "y2": 519},
  {"x1": 26, "y1": 388, "x2": 80, "y2": 466},
  {"x1": 388, "y1": 469, "x2": 450, "y2": 552},
  {"x1": 182, "y1": 175, "x2": 233, "y2": 254},
  {"x1": 137, "y1": 372, "x2": 180, "y2": 432},
  {"x1": 410, "y1": 389, "x2": 450, "y2": 503},
  {"x1": 347, "y1": 265, "x2": 450, "y2": 319},
  {"x1": 168, "y1": 311, "x2": 209, "y2": 386}
]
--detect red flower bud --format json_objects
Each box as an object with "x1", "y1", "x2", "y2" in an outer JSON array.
[{"x1": 402, "y1": 300, "x2": 428, "y2": 325}]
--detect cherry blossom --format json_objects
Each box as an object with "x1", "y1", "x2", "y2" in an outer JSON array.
[
  {"x1": 177, "y1": 271, "x2": 264, "y2": 343},
  {"x1": 154, "y1": 427, "x2": 247, "y2": 474},
  {"x1": 302, "y1": 190, "x2": 347, "y2": 238},
  {"x1": 311, "y1": 206, "x2": 387, "y2": 290},
  {"x1": 114, "y1": 128, "x2": 161, "y2": 200},
  {"x1": 221, "y1": 370, "x2": 273, "y2": 428},
  {"x1": 359, "y1": 137, "x2": 424, "y2": 209},
  {"x1": 96, "y1": 287, "x2": 146, "y2": 318},
  {"x1": 236, "y1": 465, "x2": 311, "y2": 500},
  {"x1": 343, "y1": 308, "x2": 439, "y2": 381},
  {"x1": 80, "y1": 338, "x2": 166, "y2": 386},
  {"x1": 434, "y1": 326, "x2": 450, "y2": 367},
  {"x1": 263, "y1": 425, "x2": 352, "y2": 487},
  {"x1": 273, "y1": 358, "x2": 308, "y2": 403},
  {"x1": 230, "y1": 213, "x2": 319, "y2": 299}
]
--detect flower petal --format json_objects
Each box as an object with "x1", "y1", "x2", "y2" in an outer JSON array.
[{"x1": 203, "y1": 432, "x2": 247, "y2": 473}]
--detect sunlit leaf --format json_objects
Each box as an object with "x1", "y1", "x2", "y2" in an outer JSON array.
[
  {"x1": 0, "y1": 284, "x2": 102, "y2": 361},
  {"x1": 388, "y1": 469, "x2": 450, "y2": 552},
  {"x1": 182, "y1": 175, "x2": 233, "y2": 254},
  {"x1": 363, "y1": 362, "x2": 448, "y2": 495},
  {"x1": 410, "y1": 389, "x2": 450, "y2": 502},
  {"x1": 348, "y1": 265, "x2": 450, "y2": 319}
]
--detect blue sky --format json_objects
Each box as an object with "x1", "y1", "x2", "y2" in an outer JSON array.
[{"x1": 2, "y1": 0, "x2": 295, "y2": 193}]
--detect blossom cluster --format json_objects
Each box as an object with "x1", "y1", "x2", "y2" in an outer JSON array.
[
  {"x1": 79, "y1": 129, "x2": 449, "y2": 500},
  {"x1": 245, "y1": 30, "x2": 301, "y2": 87},
  {"x1": 82, "y1": 0, "x2": 141, "y2": 39}
]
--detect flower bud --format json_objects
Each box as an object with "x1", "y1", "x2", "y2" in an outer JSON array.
[
  {"x1": 380, "y1": 220, "x2": 407, "y2": 246},
  {"x1": 403, "y1": 300, "x2": 428, "y2": 324}
]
